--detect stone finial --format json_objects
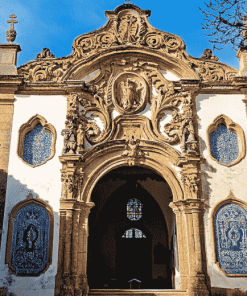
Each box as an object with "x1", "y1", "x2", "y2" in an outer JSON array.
[
  {"x1": 36, "y1": 48, "x2": 55, "y2": 59},
  {"x1": 201, "y1": 49, "x2": 218, "y2": 61},
  {"x1": 6, "y1": 14, "x2": 18, "y2": 44}
]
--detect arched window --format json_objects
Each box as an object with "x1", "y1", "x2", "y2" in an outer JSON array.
[
  {"x1": 5, "y1": 199, "x2": 53, "y2": 276},
  {"x1": 122, "y1": 228, "x2": 146, "y2": 238},
  {"x1": 213, "y1": 197, "x2": 247, "y2": 276},
  {"x1": 17, "y1": 114, "x2": 56, "y2": 167},
  {"x1": 207, "y1": 114, "x2": 245, "y2": 167},
  {"x1": 127, "y1": 198, "x2": 142, "y2": 221}
]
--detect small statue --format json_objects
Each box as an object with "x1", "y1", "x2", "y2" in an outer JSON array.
[{"x1": 76, "y1": 124, "x2": 85, "y2": 154}]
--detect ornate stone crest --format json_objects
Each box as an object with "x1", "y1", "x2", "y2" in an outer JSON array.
[{"x1": 113, "y1": 73, "x2": 148, "y2": 114}]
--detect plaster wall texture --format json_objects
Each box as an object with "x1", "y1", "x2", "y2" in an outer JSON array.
[
  {"x1": 0, "y1": 95, "x2": 67, "y2": 295},
  {"x1": 196, "y1": 94, "x2": 247, "y2": 291}
]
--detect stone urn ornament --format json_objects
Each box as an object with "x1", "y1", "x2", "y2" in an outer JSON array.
[{"x1": 6, "y1": 14, "x2": 18, "y2": 44}]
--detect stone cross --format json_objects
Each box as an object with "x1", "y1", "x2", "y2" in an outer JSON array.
[
  {"x1": 125, "y1": 0, "x2": 131, "y2": 4},
  {"x1": 7, "y1": 14, "x2": 18, "y2": 29}
]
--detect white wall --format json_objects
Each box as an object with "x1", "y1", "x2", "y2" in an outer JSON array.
[
  {"x1": 196, "y1": 94, "x2": 247, "y2": 291},
  {"x1": 0, "y1": 95, "x2": 67, "y2": 296}
]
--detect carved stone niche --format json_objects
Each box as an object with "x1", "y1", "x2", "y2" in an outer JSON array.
[
  {"x1": 17, "y1": 114, "x2": 56, "y2": 167},
  {"x1": 207, "y1": 114, "x2": 246, "y2": 167},
  {"x1": 112, "y1": 72, "x2": 149, "y2": 115}
]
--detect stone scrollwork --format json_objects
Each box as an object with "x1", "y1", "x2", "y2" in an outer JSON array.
[
  {"x1": 17, "y1": 4, "x2": 239, "y2": 84},
  {"x1": 72, "y1": 7, "x2": 185, "y2": 60},
  {"x1": 62, "y1": 86, "x2": 112, "y2": 154},
  {"x1": 196, "y1": 61, "x2": 237, "y2": 82},
  {"x1": 36, "y1": 48, "x2": 55, "y2": 59},
  {"x1": 18, "y1": 57, "x2": 73, "y2": 83},
  {"x1": 151, "y1": 86, "x2": 198, "y2": 156}
]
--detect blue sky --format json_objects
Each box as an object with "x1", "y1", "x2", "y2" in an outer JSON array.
[{"x1": 0, "y1": 0, "x2": 241, "y2": 69}]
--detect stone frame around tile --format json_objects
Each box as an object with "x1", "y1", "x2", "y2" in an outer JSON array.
[
  {"x1": 5, "y1": 197, "x2": 54, "y2": 276},
  {"x1": 17, "y1": 114, "x2": 57, "y2": 168},
  {"x1": 206, "y1": 114, "x2": 246, "y2": 167},
  {"x1": 211, "y1": 190, "x2": 247, "y2": 277}
]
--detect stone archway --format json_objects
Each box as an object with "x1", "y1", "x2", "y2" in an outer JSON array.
[
  {"x1": 55, "y1": 139, "x2": 210, "y2": 296},
  {"x1": 87, "y1": 166, "x2": 175, "y2": 290}
]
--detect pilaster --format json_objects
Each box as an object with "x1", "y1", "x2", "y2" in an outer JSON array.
[
  {"x1": 170, "y1": 200, "x2": 210, "y2": 296},
  {"x1": 0, "y1": 43, "x2": 22, "y2": 245}
]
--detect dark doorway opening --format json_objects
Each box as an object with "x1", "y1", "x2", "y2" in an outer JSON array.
[{"x1": 87, "y1": 166, "x2": 174, "y2": 289}]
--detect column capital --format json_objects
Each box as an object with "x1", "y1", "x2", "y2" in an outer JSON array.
[{"x1": 170, "y1": 199, "x2": 208, "y2": 214}]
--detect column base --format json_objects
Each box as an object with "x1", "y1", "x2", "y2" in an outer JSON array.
[{"x1": 188, "y1": 274, "x2": 211, "y2": 296}]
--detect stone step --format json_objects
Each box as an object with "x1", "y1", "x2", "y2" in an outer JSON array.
[{"x1": 89, "y1": 289, "x2": 188, "y2": 296}]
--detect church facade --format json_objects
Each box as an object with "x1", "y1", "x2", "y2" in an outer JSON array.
[{"x1": 0, "y1": 4, "x2": 247, "y2": 296}]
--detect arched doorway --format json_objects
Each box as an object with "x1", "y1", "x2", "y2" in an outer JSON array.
[{"x1": 87, "y1": 166, "x2": 175, "y2": 289}]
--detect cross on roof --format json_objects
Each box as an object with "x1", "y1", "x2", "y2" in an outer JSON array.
[
  {"x1": 7, "y1": 14, "x2": 18, "y2": 29},
  {"x1": 125, "y1": 0, "x2": 131, "y2": 4}
]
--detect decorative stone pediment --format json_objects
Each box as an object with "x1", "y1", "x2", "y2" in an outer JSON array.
[
  {"x1": 17, "y1": 4, "x2": 238, "y2": 84},
  {"x1": 72, "y1": 4, "x2": 185, "y2": 59}
]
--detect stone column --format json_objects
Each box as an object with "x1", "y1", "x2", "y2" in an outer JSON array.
[
  {"x1": 170, "y1": 200, "x2": 210, "y2": 296},
  {"x1": 75, "y1": 203, "x2": 94, "y2": 296},
  {"x1": 170, "y1": 202, "x2": 189, "y2": 289}
]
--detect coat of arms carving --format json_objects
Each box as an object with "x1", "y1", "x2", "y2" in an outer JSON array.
[{"x1": 113, "y1": 73, "x2": 148, "y2": 114}]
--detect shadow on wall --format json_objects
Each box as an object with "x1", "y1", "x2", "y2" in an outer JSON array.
[
  {"x1": 199, "y1": 137, "x2": 217, "y2": 201},
  {"x1": 0, "y1": 169, "x2": 8, "y2": 247},
  {"x1": 211, "y1": 287, "x2": 247, "y2": 296},
  {"x1": 0, "y1": 175, "x2": 59, "y2": 296}
]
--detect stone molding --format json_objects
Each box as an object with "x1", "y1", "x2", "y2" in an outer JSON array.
[
  {"x1": 210, "y1": 190, "x2": 247, "y2": 277},
  {"x1": 17, "y1": 114, "x2": 57, "y2": 167},
  {"x1": 206, "y1": 114, "x2": 246, "y2": 167},
  {"x1": 5, "y1": 197, "x2": 54, "y2": 276}
]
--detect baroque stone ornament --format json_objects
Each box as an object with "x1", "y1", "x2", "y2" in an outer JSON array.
[
  {"x1": 122, "y1": 137, "x2": 149, "y2": 166},
  {"x1": 6, "y1": 14, "x2": 17, "y2": 44},
  {"x1": 212, "y1": 192, "x2": 247, "y2": 276},
  {"x1": 17, "y1": 4, "x2": 238, "y2": 84},
  {"x1": 113, "y1": 72, "x2": 148, "y2": 114},
  {"x1": 36, "y1": 48, "x2": 55, "y2": 59},
  {"x1": 5, "y1": 199, "x2": 54, "y2": 276},
  {"x1": 201, "y1": 49, "x2": 218, "y2": 61}
]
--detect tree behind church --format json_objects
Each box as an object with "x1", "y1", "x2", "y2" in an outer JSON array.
[{"x1": 200, "y1": 0, "x2": 247, "y2": 50}]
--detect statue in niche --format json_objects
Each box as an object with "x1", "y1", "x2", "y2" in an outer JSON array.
[{"x1": 118, "y1": 14, "x2": 138, "y2": 43}]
